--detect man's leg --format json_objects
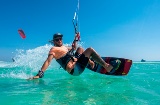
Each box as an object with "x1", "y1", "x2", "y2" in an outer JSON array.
[
  {"x1": 75, "y1": 47, "x2": 95, "y2": 69},
  {"x1": 82, "y1": 47, "x2": 113, "y2": 72}
]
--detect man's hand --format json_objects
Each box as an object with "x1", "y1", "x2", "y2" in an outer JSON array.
[
  {"x1": 75, "y1": 32, "x2": 80, "y2": 41},
  {"x1": 27, "y1": 76, "x2": 39, "y2": 80}
]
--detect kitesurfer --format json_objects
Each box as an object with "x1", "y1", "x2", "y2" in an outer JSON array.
[{"x1": 28, "y1": 33, "x2": 121, "y2": 79}]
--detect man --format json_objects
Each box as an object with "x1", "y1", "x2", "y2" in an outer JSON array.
[{"x1": 29, "y1": 33, "x2": 121, "y2": 79}]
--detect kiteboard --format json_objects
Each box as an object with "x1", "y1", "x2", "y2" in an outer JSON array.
[{"x1": 86, "y1": 57, "x2": 132, "y2": 76}]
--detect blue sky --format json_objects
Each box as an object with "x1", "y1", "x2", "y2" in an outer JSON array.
[{"x1": 0, "y1": 0, "x2": 160, "y2": 61}]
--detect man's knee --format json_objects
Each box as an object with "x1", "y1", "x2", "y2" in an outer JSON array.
[
  {"x1": 86, "y1": 47, "x2": 94, "y2": 52},
  {"x1": 77, "y1": 47, "x2": 84, "y2": 52}
]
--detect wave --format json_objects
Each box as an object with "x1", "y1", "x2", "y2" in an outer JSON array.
[
  {"x1": 0, "y1": 61, "x2": 14, "y2": 67},
  {"x1": 0, "y1": 44, "x2": 54, "y2": 79}
]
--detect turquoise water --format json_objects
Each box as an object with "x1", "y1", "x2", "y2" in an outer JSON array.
[{"x1": 0, "y1": 45, "x2": 160, "y2": 105}]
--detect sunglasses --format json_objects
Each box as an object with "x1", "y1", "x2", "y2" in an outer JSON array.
[{"x1": 54, "y1": 38, "x2": 62, "y2": 42}]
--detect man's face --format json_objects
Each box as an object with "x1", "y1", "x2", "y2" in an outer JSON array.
[{"x1": 53, "y1": 37, "x2": 63, "y2": 47}]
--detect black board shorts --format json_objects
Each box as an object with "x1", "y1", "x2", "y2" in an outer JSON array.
[{"x1": 70, "y1": 54, "x2": 89, "y2": 76}]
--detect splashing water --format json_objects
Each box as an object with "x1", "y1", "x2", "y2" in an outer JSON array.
[
  {"x1": 0, "y1": 44, "x2": 53, "y2": 79},
  {"x1": 14, "y1": 44, "x2": 52, "y2": 70}
]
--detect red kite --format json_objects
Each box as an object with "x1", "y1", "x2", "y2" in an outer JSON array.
[{"x1": 18, "y1": 29, "x2": 26, "y2": 39}]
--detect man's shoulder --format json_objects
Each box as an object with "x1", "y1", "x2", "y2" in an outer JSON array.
[
  {"x1": 50, "y1": 46, "x2": 55, "y2": 50},
  {"x1": 49, "y1": 46, "x2": 56, "y2": 52},
  {"x1": 50, "y1": 46, "x2": 60, "y2": 49},
  {"x1": 50, "y1": 46, "x2": 68, "y2": 50},
  {"x1": 62, "y1": 46, "x2": 72, "y2": 51}
]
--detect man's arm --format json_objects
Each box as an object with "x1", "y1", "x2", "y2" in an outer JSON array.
[
  {"x1": 28, "y1": 54, "x2": 54, "y2": 79},
  {"x1": 71, "y1": 34, "x2": 79, "y2": 50}
]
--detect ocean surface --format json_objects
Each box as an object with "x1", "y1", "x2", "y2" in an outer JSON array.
[{"x1": 0, "y1": 45, "x2": 160, "y2": 105}]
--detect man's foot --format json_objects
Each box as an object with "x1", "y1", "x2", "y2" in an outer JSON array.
[{"x1": 89, "y1": 59, "x2": 95, "y2": 69}]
